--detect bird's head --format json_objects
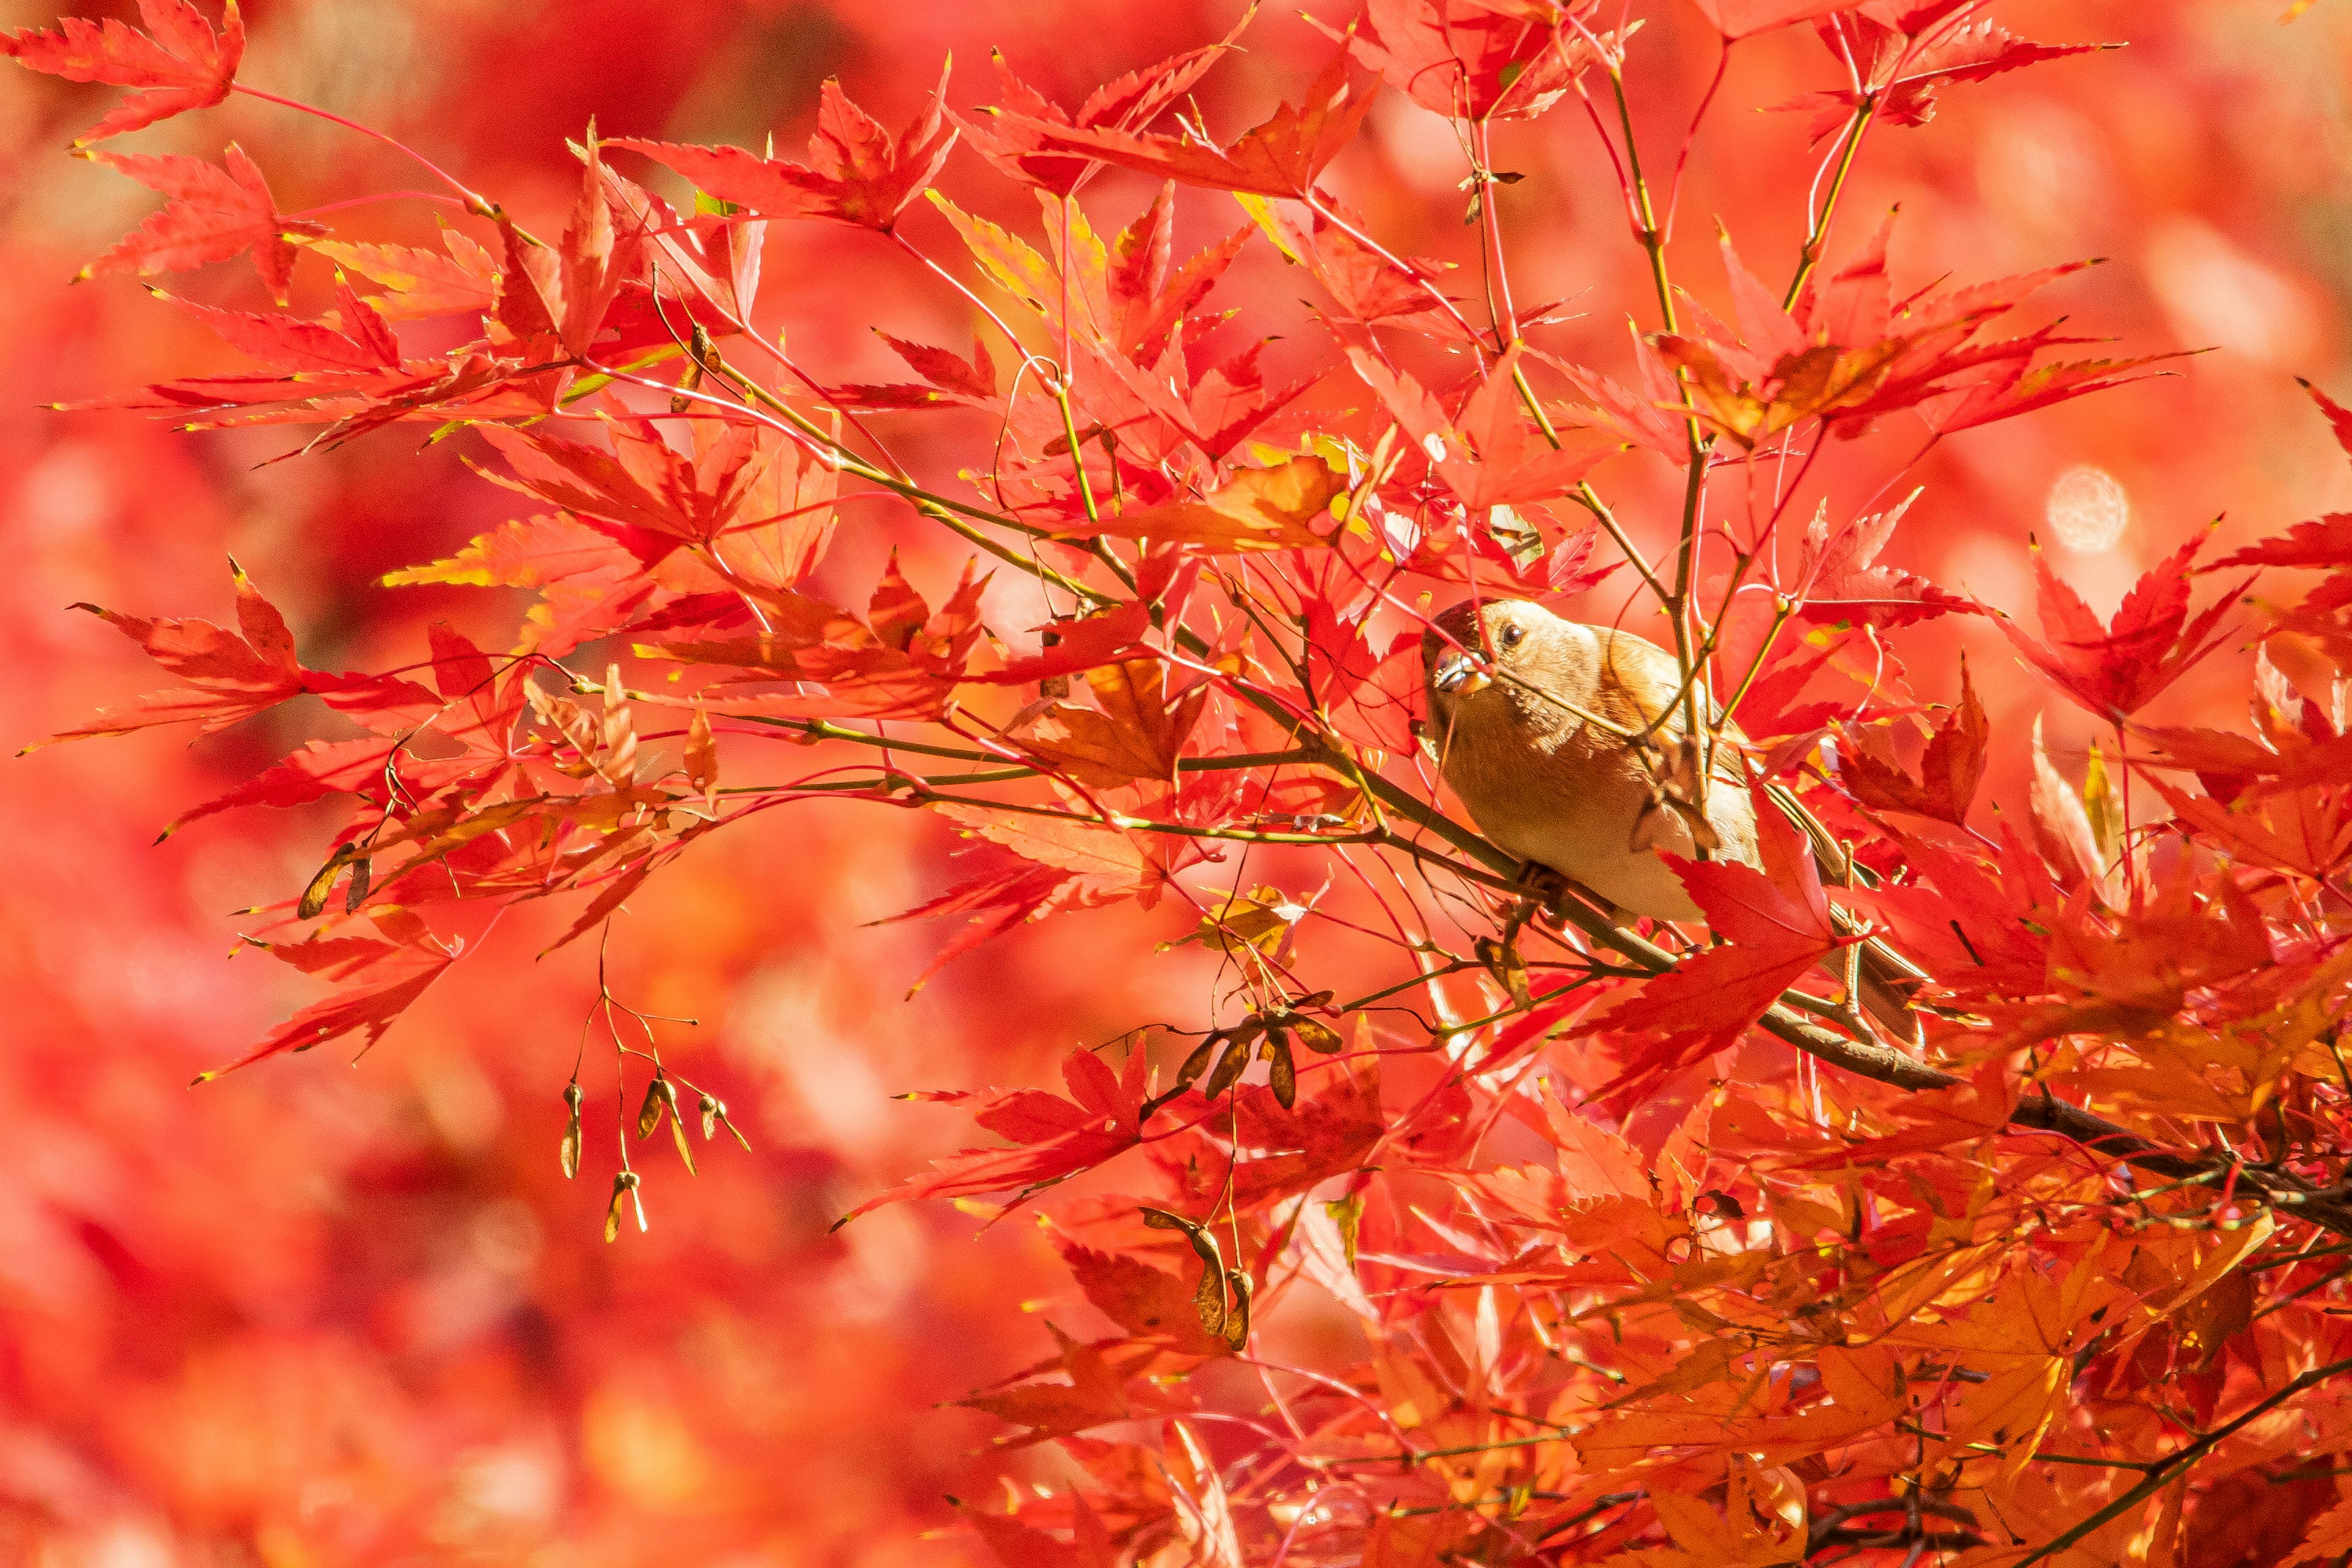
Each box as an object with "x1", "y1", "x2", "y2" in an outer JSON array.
[{"x1": 1422, "y1": 598, "x2": 1575, "y2": 729}]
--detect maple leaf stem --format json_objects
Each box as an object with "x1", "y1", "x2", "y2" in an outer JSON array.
[
  {"x1": 889, "y1": 230, "x2": 1028, "y2": 367},
  {"x1": 1601, "y1": 66, "x2": 1675, "y2": 336},
  {"x1": 1716, "y1": 600, "x2": 1801, "y2": 733},
  {"x1": 1531, "y1": 1493, "x2": 1644, "y2": 1547},
  {"x1": 680, "y1": 343, "x2": 1121, "y2": 605},
  {"x1": 1331, "y1": 959, "x2": 1483, "y2": 1017},
  {"x1": 1512, "y1": 358, "x2": 1563, "y2": 447},
  {"x1": 902, "y1": 789, "x2": 1385, "y2": 848},
  {"x1": 1589, "y1": 66, "x2": 1716, "y2": 747},
  {"x1": 1785, "y1": 96, "x2": 1876, "y2": 311},
  {"x1": 1630, "y1": 548, "x2": 1780, "y2": 746},
  {"x1": 230, "y1": 83, "x2": 493, "y2": 218},
  {"x1": 285, "y1": 190, "x2": 472, "y2": 221},
  {"x1": 1302, "y1": 194, "x2": 1482, "y2": 343},
  {"x1": 742, "y1": 748, "x2": 1317, "y2": 796},
  {"x1": 919, "y1": 501, "x2": 1109, "y2": 608},
  {"x1": 1662, "y1": 38, "x2": 1734, "y2": 246},
  {"x1": 1049, "y1": 379, "x2": 1104, "y2": 527},
  {"x1": 1471, "y1": 120, "x2": 1518, "y2": 350},
  {"x1": 780, "y1": 768, "x2": 1041, "y2": 793},
  {"x1": 1668, "y1": 442, "x2": 1713, "y2": 753},
  {"x1": 2011, "y1": 1354, "x2": 2352, "y2": 1567},
  {"x1": 1570, "y1": 480, "x2": 1675, "y2": 605},
  {"x1": 1382, "y1": 1428, "x2": 1575, "y2": 1463},
  {"x1": 692, "y1": 715, "x2": 995, "y2": 762},
  {"x1": 2251, "y1": 1257, "x2": 2352, "y2": 1321}
]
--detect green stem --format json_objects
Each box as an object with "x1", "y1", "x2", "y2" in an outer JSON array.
[
  {"x1": 1572, "y1": 481, "x2": 1673, "y2": 605},
  {"x1": 905, "y1": 789, "x2": 1384, "y2": 848},
  {"x1": 1784, "y1": 99, "x2": 1875, "y2": 310},
  {"x1": 2013, "y1": 1357, "x2": 2352, "y2": 1567},
  {"x1": 1050, "y1": 380, "x2": 1104, "y2": 527},
  {"x1": 1604, "y1": 67, "x2": 1676, "y2": 335}
]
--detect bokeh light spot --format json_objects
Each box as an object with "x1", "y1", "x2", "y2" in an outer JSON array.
[{"x1": 2045, "y1": 466, "x2": 2130, "y2": 554}]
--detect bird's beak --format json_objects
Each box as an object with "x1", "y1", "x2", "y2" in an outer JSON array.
[{"x1": 1431, "y1": 647, "x2": 1493, "y2": 695}]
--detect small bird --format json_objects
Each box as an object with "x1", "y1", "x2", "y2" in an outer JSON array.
[
  {"x1": 1422, "y1": 597, "x2": 1920, "y2": 1035},
  {"x1": 1422, "y1": 597, "x2": 1752, "y2": 921}
]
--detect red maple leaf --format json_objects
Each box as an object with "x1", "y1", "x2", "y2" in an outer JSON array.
[
  {"x1": 644, "y1": 555, "x2": 989, "y2": 723},
  {"x1": 1689, "y1": 0, "x2": 1869, "y2": 40},
  {"x1": 962, "y1": 16, "x2": 1250, "y2": 195},
  {"x1": 1835, "y1": 655, "x2": 1988, "y2": 824},
  {"x1": 1582, "y1": 801, "x2": 1848, "y2": 1077},
  {"x1": 166, "y1": 623, "x2": 526, "y2": 834},
  {"x1": 963, "y1": 602, "x2": 1157, "y2": 685},
  {"x1": 1350, "y1": 343, "x2": 1614, "y2": 512},
  {"x1": 1794, "y1": 491, "x2": 1980, "y2": 628},
  {"x1": 2206, "y1": 514, "x2": 2352, "y2": 573},
  {"x1": 2204, "y1": 383, "x2": 2352, "y2": 571},
  {"x1": 1310, "y1": 0, "x2": 1605, "y2": 121},
  {"x1": 3, "y1": 0, "x2": 244, "y2": 145},
  {"x1": 160, "y1": 277, "x2": 403, "y2": 372},
  {"x1": 1147, "y1": 1057, "x2": 1387, "y2": 1210},
  {"x1": 298, "y1": 228, "x2": 502, "y2": 321},
  {"x1": 1855, "y1": 824, "x2": 2053, "y2": 1003},
  {"x1": 2146, "y1": 776, "x2": 2352, "y2": 881},
  {"x1": 199, "y1": 908, "x2": 456, "y2": 1079},
  {"x1": 473, "y1": 417, "x2": 779, "y2": 549},
  {"x1": 989, "y1": 45, "x2": 1375, "y2": 200},
  {"x1": 1999, "y1": 527, "x2": 2248, "y2": 723},
  {"x1": 80, "y1": 144, "x2": 322, "y2": 303},
  {"x1": 1248, "y1": 202, "x2": 1469, "y2": 338},
  {"x1": 1774, "y1": 10, "x2": 2110, "y2": 143},
  {"x1": 840, "y1": 1047, "x2": 1153, "y2": 1220},
  {"x1": 522, "y1": 137, "x2": 647, "y2": 357},
  {"x1": 829, "y1": 331, "x2": 1000, "y2": 410},
  {"x1": 1653, "y1": 226, "x2": 2174, "y2": 449},
  {"x1": 1055, "y1": 1238, "x2": 1229, "y2": 1354},
  {"x1": 609, "y1": 64, "x2": 955, "y2": 232},
  {"x1": 39, "y1": 561, "x2": 356, "y2": 744}
]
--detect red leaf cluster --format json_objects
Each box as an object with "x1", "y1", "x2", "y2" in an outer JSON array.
[{"x1": 18, "y1": 4, "x2": 2352, "y2": 1567}]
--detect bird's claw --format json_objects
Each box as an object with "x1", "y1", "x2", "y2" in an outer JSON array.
[{"x1": 1512, "y1": 862, "x2": 1573, "y2": 930}]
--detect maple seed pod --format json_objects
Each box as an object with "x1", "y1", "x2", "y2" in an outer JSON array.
[
  {"x1": 1290, "y1": 1017, "x2": 1344, "y2": 1055},
  {"x1": 1174, "y1": 1036, "x2": 1218, "y2": 1088},
  {"x1": 296, "y1": 853, "x2": 346, "y2": 921},
  {"x1": 636, "y1": 1077, "x2": 665, "y2": 1140},
  {"x1": 1221, "y1": 1270, "x2": 1253, "y2": 1349},
  {"x1": 1201, "y1": 1035, "x2": 1251, "y2": 1099},
  {"x1": 1267, "y1": 1031, "x2": 1297, "y2": 1109},
  {"x1": 344, "y1": 858, "x2": 371, "y2": 914},
  {"x1": 657, "y1": 1080, "x2": 697, "y2": 1175},
  {"x1": 1194, "y1": 1260, "x2": 1227, "y2": 1337},
  {"x1": 603, "y1": 1170, "x2": 642, "y2": 1244},
  {"x1": 714, "y1": 1101, "x2": 753, "y2": 1153},
  {"x1": 560, "y1": 1082, "x2": 584, "y2": 1180},
  {"x1": 698, "y1": 1092, "x2": 720, "y2": 1141}
]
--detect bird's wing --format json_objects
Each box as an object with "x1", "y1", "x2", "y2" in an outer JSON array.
[
  {"x1": 1593, "y1": 628, "x2": 1754, "y2": 786},
  {"x1": 1594, "y1": 627, "x2": 1928, "y2": 1038},
  {"x1": 1593, "y1": 628, "x2": 1754, "y2": 736},
  {"x1": 1592, "y1": 628, "x2": 1692, "y2": 732}
]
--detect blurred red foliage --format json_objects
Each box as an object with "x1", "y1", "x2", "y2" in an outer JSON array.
[{"x1": 7, "y1": 2, "x2": 2352, "y2": 1566}]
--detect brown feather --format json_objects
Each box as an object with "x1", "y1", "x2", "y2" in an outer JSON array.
[{"x1": 1423, "y1": 598, "x2": 1919, "y2": 1041}]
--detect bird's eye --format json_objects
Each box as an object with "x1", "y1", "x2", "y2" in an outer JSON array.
[{"x1": 1499, "y1": 624, "x2": 1524, "y2": 648}]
